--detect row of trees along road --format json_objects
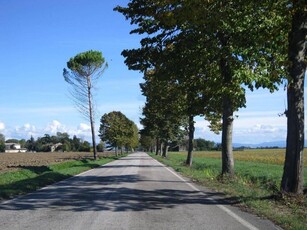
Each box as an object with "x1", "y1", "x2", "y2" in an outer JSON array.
[{"x1": 115, "y1": 1, "x2": 306, "y2": 194}]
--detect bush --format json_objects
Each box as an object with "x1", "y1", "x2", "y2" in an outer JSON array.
[{"x1": 0, "y1": 143, "x2": 5, "y2": 152}]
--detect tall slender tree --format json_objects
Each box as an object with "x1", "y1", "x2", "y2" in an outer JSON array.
[{"x1": 63, "y1": 50, "x2": 108, "y2": 160}]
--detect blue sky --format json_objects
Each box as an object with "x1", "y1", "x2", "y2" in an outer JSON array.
[{"x1": 0, "y1": 0, "x2": 305, "y2": 145}]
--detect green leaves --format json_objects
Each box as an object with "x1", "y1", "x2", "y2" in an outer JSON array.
[
  {"x1": 66, "y1": 50, "x2": 107, "y2": 77},
  {"x1": 115, "y1": 0, "x2": 292, "y2": 144},
  {"x1": 99, "y1": 111, "x2": 138, "y2": 150}
]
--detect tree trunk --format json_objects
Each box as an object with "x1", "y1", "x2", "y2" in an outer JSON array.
[
  {"x1": 281, "y1": 8, "x2": 306, "y2": 194},
  {"x1": 155, "y1": 138, "x2": 159, "y2": 155},
  {"x1": 155, "y1": 138, "x2": 161, "y2": 155},
  {"x1": 186, "y1": 115, "x2": 195, "y2": 166},
  {"x1": 115, "y1": 146, "x2": 118, "y2": 157},
  {"x1": 162, "y1": 141, "x2": 168, "y2": 158},
  {"x1": 221, "y1": 96, "x2": 234, "y2": 176},
  {"x1": 87, "y1": 77, "x2": 97, "y2": 160},
  {"x1": 220, "y1": 50, "x2": 235, "y2": 176}
]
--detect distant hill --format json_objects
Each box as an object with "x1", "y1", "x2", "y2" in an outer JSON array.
[
  {"x1": 233, "y1": 140, "x2": 307, "y2": 148},
  {"x1": 233, "y1": 140, "x2": 298, "y2": 148}
]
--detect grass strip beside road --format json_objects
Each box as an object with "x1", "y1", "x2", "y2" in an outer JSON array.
[
  {"x1": 0, "y1": 156, "x2": 122, "y2": 201},
  {"x1": 150, "y1": 152, "x2": 307, "y2": 230}
]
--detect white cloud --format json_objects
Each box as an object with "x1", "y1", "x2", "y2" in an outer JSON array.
[
  {"x1": 72, "y1": 123, "x2": 92, "y2": 140},
  {"x1": 248, "y1": 124, "x2": 278, "y2": 133},
  {"x1": 234, "y1": 116, "x2": 286, "y2": 129},
  {"x1": 23, "y1": 123, "x2": 36, "y2": 131},
  {"x1": 9, "y1": 123, "x2": 38, "y2": 140},
  {"x1": 3, "y1": 120, "x2": 93, "y2": 142},
  {"x1": 0, "y1": 122, "x2": 5, "y2": 131},
  {"x1": 45, "y1": 120, "x2": 67, "y2": 134},
  {"x1": 194, "y1": 119, "x2": 210, "y2": 133},
  {"x1": 194, "y1": 118, "x2": 221, "y2": 143},
  {"x1": 192, "y1": 112, "x2": 289, "y2": 144},
  {"x1": 233, "y1": 124, "x2": 287, "y2": 144},
  {"x1": 78, "y1": 123, "x2": 91, "y2": 131}
]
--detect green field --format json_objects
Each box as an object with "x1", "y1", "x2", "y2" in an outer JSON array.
[
  {"x1": 151, "y1": 150, "x2": 307, "y2": 230},
  {"x1": 0, "y1": 156, "x2": 120, "y2": 200}
]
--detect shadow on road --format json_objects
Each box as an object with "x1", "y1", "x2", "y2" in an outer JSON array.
[{"x1": 0, "y1": 173, "x2": 238, "y2": 213}]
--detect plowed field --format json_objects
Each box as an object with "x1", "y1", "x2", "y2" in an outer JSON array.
[{"x1": 0, "y1": 152, "x2": 113, "y2": 173}]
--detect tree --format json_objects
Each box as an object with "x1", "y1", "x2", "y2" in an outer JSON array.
[
  {"x1": 195, "y1": 138, "x2": 216, "y2": 151},
  {"x1": 139, "y1": 132, "x2": 155, "y2": 152},
  {"x1": 25, "y1": 136, "x2": 36, "y2": 152},
  {"x1": 19, "y1": 139, "x2": 26, "y2": 148},
  {"x1": 115, "y1": 0, "x2": 223, "y2": 165},
  {"x1": 97, "y1": 141, "x2": 105, "y2": 152},
  {"x1": 79, "y1": 141, "x2": 91, "y2": 152},
  {"x1": 281, "y1": 1, "x2": 306, "y2": 194},
  {"x1": 0, "y1": 134, "x2": 5, "y2": 143},
  {"x1": 0, "y1": 133, "x2": 5, "y2": 152},
  {"x1": 140, "y1": 70, "x2": 188, "y2": 158},
  {"x1": 71, "y1": 135, "x2": 82, "y2": 151},
  {"x1": 126, "y1": 120, "x2": 139, "y2": 152},
  {"x1": 233, "y1": 0, "x2": 305, "y2": 194},
  {"x1": 115, "y1": 0, "x2": 224, "y2": 165},
  {"x1": 6, "y1": 139, "x2": 19, "y2": 143},
  {"x1": 174, "y1": 0, "x2": 287, "y2": 175},
  {"x1": 63, "y1": 50, "x2": 108, "y2": 160},
  {"x1": 99, "y1": 111, "x2": 138, "y2": 155},
  {"x1": 56, "y1": 132, "x2": 70, "y2": 143}
]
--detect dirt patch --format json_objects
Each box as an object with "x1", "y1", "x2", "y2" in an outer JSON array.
[{"x1": 0, "y1": 152, "x2": 115, "y2": 173}]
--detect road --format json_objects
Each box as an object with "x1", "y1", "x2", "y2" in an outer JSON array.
[{"x1": 0, "y1": 152, "x2": 281, "y2": 230}]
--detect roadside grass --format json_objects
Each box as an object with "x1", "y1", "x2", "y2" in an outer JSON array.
[
  {"x1": 150, "y1": 151, "x2": 307, "y2": 230},
  {"x1": 0, "y1": 156, "x2": 121, "y2": 200}
]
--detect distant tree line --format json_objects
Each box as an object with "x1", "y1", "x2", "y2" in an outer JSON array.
[
  {"x1": 0, "y1": 132, "x2": 92, "y2": 153},
  {"x1": 0, "y1": 111, "x2": 139, "y2": 154}
]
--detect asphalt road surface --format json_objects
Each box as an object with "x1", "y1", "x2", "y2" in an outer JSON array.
[{"x1": 0, "y1": 152, "x2": 281, "y2": 230}]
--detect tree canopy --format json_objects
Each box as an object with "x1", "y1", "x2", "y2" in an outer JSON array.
[{"x1": 99, "y1": 111, "x2": 139, "y2": 155}]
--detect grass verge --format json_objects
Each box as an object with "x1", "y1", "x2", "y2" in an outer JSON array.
[
  {"x1": 0, "y1": 155, "x2": 122, "y2": 200},
  {"x1": 150, "y1": 152, "x2": 307, "y2": 230}
]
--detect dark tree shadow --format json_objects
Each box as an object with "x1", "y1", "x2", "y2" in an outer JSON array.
[
  {"x1": 8, "y1": 166, "x2": 52, "y2": 174},
  {"x1": 0, "y1": 174, "x2": 240, "y2": 212}
]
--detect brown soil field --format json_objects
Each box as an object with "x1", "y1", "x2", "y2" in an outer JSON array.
[{"x1": 0, "y1": 152, "x2": 115, "y2": 173}]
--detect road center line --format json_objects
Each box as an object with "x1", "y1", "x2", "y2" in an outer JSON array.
[{"x1": 151, "y1": 156, "x2": 259, "y2": 230}]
